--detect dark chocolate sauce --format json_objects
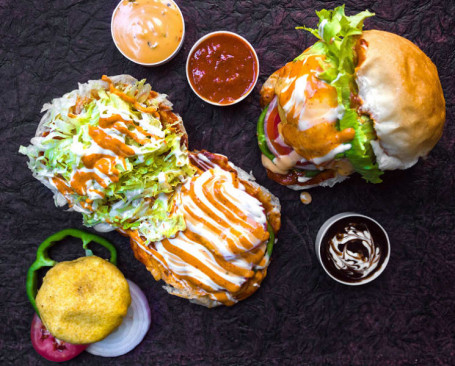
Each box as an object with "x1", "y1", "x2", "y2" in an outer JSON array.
[{"x1": 320, "y1": 216, "x2": 388, "y2": 283}]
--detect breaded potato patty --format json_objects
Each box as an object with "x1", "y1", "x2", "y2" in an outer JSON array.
[{"x1": 36, "y1": 256, "x2": 131, "y2": 344}]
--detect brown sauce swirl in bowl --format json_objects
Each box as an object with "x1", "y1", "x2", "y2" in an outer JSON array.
[{"x1": 320, "y1": 216, "x2": 389, "y2": 283}]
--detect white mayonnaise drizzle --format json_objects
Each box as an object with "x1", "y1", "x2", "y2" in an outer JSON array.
[
  {"x1": 312, "y1": 143, "x2": 351, "y2": 166},
  {"x1": 329, "y1": 224, "x2": 380, "y2": 279},
  {"x1": 318, "y1": 19, "x2": 328, "y2": 39},
  {"x1": 297, "y1": 104, "x2": 343, "y2": 131},
  {"x1": 283, "y1": 75, "x2": 308, "y2": 118},
  {"x1": 147, "y1": 168, "x2": 269, "y2": 299}
]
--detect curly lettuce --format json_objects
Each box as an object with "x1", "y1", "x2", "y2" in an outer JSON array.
[
  {"x1": 20, "y1": 77, "x2": 194, "y2": 241},
  {"x1": 297, "y1": 5, "x2": 383, "y2": 183}
]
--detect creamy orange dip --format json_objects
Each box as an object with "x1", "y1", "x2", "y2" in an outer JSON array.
[{"x1": 112, "y1": 0, "x2": 184, "y2": 64}]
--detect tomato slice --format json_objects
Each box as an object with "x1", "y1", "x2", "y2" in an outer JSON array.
[
  {"x1": 264, "y1": 101, "x2": 293, "y2": 156},
  {"x1": 264, "y1": 98, "x2": 315, "y2": 170},
  {"x1": 31, "y1": 313, "x2": 88, "y2": 362}
]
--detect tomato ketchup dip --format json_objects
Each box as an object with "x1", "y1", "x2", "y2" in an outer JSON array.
[{"x1": 186, "y1": 31, "x2": 259, "y2": 106}]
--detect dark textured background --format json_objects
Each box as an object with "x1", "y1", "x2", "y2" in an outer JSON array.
[{"x1": 1, "y1": 0, "x2": 454, "y2": 365}]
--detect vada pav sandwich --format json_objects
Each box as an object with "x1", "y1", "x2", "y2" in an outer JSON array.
[
  {"x1": 21, "y1": 76, "x2": 282, "y2": 307},
  {"x1": 257, "y1": 6, "x2": 446, "y2": 189},
  {"x1": 127, "y1": 150, "x2": 281, "y2": 307}
]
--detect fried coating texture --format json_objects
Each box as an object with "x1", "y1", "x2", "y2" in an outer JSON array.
[{"x1": 36, "y1": 256, "x2": 131, "y2": 344}]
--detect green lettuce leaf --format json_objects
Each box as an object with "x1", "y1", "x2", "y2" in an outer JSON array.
[
  {"x1": 20, "y1": 78, "x2": 195, "y2": 241},
  {"x1": 297, "y1": 5, "x2": 383, "y2": 183}
]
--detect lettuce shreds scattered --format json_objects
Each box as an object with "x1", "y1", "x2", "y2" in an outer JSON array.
[
  {"x1": 19, "y1": 78, "x2": 195, "y2": 242},
  {"x1": 297, "y1": 5, "x2": 383, "y2": 183}
]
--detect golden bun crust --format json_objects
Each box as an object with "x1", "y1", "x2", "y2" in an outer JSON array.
[
  {"x1": 356, "y1": 30, "x2": 446, "y2": 170},
  {"x1": 36, "y1": 256, "x2": 131, "y2": 344}
]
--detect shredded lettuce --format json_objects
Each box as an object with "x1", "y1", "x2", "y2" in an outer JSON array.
[
  {"x1": 297, "y1": 5, "x2": 383, "y2": 183},
  {"x1": 20, "y1": 77, "x2": 195, "y2": 241}
]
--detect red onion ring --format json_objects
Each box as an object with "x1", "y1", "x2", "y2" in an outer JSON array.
[
  {"x1": 263, "y1": 96, "x2": 280, "y2": 156},
  {"x1": 86, "y1": 279, "x2": 151, "y2": 357}
]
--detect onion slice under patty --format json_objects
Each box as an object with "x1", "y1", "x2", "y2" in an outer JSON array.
[
  {"x1": 86, "y1": 279, "x2": 151, "y2": 357},
  {"x1": 263, "y1": 97, "x2": 314, "y2": 170}
]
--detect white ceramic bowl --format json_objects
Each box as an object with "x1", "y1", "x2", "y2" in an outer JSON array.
[
  {"x1": 111, "y1": 0, "x2": 185, "y2": 67},
  {"x1": 186, "y1": 31, "x2": 259, "y2": 106},
  {"x1": 315, "y1": 212, "x2": 391, "y2": 286}
]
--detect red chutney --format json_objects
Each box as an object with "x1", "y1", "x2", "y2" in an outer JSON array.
[{"x1": 187, "y1": 32, "x2": 258, "y2": 105}]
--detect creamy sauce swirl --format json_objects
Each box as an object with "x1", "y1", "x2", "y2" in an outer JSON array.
[
  {"x1": 320, "y1": 217, "x2": 389, "y2": 283},
  {"x1": 112, "y1": 0, "x2": 184, "y2": 64},
  {"x1": 328, "y1": 224, "x2": 380, "y2": 279}
]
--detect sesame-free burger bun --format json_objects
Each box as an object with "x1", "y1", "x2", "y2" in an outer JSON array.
[{"x1": 356, "y1": 30, "x2": 446, "y2": 170}]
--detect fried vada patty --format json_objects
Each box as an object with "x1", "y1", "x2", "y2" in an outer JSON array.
[{"x1": 36, "y1": 256, "x2": 131, "y2": 344}]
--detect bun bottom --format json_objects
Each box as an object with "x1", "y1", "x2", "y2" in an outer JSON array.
[
  {"x1": 129, "y1": 150, "x2": 281, "y2": 307},
  {"x1": 264, "y1": 163, "x2": 348, "y2": 190},
  {"x1": 286, "y1": 175, "x2": 348, "y2": 190}
]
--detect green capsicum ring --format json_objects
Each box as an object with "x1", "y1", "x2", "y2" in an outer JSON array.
[
  {"x1": 266, "y1": 221, "x2": 275, "y2": 258},
  {"x1": 26, "y1": 228, "x2": 117, "y2": 315},
  {"x1": 257, "y1": 105, "x2": 276, "y2": 161}
]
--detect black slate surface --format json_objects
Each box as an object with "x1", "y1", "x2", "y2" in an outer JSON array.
[{"x1": 1, "y1": 0, "x2": 455, "y2": 365}]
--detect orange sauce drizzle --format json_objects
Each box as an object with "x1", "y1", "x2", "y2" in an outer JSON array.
[
  {"x1": 132, "y1": 168, "x2": 270, "y2": 305},
  {"x1": 71, "y1": 171, "x2": 109, "y2": 196},
  {"x1": 53, "y1": 113, "x2": 155, "y2": 199},
  {"x1": 52, "y1": 176, "x2": 73, "y2": 196},
  {"x1": 101, "y1": 75, "x2": 157, "y2": 115},
  {"x1": 274, "y1": 55, "x2": 355, "y2": 160},
  {"x1": 88, "y1": 126, "x2": 135, "y2": 157},
  {"x1": 99, "y1": 114, "x2": 156, "y2": 145}
]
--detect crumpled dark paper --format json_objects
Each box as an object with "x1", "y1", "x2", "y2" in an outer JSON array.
[{"x1": 0, "y1": 0, "x2": 454, "y2": 364}]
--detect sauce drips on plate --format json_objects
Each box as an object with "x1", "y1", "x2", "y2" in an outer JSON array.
[
  {"x1": 112, "y1": 0, "x2": 184, "y2": 64},
  {"x1": 187, "y1": 32, "x2": 258, "y2": 105}
]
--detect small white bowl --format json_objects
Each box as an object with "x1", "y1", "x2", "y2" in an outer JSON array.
[
  {"x1": 186, "y1": 31, "x2": 260, "y2": 106},
  {"x1": 111, "y1": 0, "x2": 185, "y2": 67},
  {"x1": 315, "y1": 212, "x2": 391, "y2": 286}
]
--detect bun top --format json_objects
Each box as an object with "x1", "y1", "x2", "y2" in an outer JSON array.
[{"x1": 355, "y1": 30, "x2": 446, "y2": 170}]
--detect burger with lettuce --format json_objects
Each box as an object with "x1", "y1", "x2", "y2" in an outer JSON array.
[{"x1": 257, "y1": 6, "x2": 446, "y2": 189}]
